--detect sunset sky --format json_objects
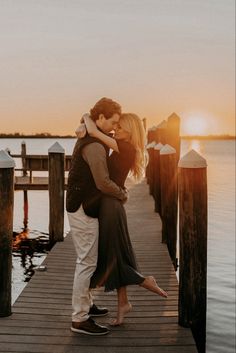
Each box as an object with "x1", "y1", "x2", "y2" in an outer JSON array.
[{"x1": 0, "y1": 0, "x2": 235, "y2": 136}]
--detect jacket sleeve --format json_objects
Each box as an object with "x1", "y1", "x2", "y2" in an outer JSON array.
[{"x1": 82, "y1": 142, "x2": 127, "y2": 201}]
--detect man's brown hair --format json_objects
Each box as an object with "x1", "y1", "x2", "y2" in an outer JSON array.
[{"x1": 90, "y1": 97, "x2": 121, "y2": 121}]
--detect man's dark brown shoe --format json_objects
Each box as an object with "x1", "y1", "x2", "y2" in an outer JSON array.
[
  {"x1": 89, "y1": 304, "x2": 108, "y2": 317},
  {"x1": 71, "y1": 318, "x2": 109, "y2": 336}
]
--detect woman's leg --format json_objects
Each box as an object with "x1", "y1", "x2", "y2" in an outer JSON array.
[
  {"x1": 140, "y1": 276, "x2": 168, "y2": 298},
  {"x1": 111, "y1": 286, "x2": 132, "y2": 326}
]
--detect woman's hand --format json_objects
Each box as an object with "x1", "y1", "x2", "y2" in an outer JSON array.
[
  {"x1": 75, "y1": 123, "x2": 87, "y2": 138},
  {"x1": 81, "y1": 113, "x2": 90, "y2": 123}
]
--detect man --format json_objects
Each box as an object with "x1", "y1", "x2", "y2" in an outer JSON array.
[{"x1": 66, "y1": 97, "x2": 127, "y2": 335}]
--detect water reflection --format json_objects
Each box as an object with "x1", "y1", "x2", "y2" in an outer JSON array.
[{"x1": 12, "y1": 228, "x2": 52, "y2": 282}]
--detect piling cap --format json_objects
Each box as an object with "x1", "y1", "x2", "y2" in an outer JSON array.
[
  {"x1": 167, "y1": 112, "x2": 180, "y2": 122},
  {"x1": 156, "y1": 120, "x2": 167, "y2": 129},
  {"x1": 160, "y1": 144, "x2": 176, "y2": 155},
  {"x1": 154, "y1": 143, "x2": 163, "y2": 150},
  {"x1": 146, "y1": 141, "x2": 156, "y2": 149},
  {"x1": 178, "y1": 149, "x2": 207, "y2": 168},
  {"x1": 0, "y1": 150, "x2": 15, "y2": 168},
  {"x1": 48, "y1": 142, "x2": 65, "y2": 153}
]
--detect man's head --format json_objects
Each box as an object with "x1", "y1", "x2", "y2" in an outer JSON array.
[{"x1": 90, "y1": 97, "x2": 121, "y2": 133}]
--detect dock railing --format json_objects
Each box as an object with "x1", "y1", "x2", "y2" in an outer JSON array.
[
  {"x1": 11, "y1": 142, "x2": 72, "y2": 186},
  {"x1": 6, "y1": 142, "x2": 69, "y2": 243}
]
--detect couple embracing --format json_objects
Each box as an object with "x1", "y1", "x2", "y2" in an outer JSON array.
[{"x1": 66, "y1": 97, "x2": 167, "y2": 336}]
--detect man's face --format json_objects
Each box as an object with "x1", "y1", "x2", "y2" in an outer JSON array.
[{"x1": 97, "y1": 113, "x2": 120, "y2": 133}]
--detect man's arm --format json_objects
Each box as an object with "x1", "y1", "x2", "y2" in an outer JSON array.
[{"x1": 82, "y1": 142, "x2": 127, "y2": 201}]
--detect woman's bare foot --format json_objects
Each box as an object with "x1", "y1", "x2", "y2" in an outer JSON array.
[
  {"x1": 110, "y1": 302, "x2": 132, "y2": 326},
  {"x1": 140, "y1": 276, "x2": 168, "y2": 298}
]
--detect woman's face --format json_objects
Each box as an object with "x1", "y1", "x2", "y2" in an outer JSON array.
[{"x1": 114, "y1": 123, "x2": 130, "y2": 141}]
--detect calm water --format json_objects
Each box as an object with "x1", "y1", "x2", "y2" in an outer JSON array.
[{"x1": 0, "y1": 137, "x2": 235, "y2": 353}]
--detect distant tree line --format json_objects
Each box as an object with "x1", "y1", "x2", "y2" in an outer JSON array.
[
  {"x1": 181, "y1": 134, "x2": 235, "y2": 140},
  {"x1": 0, "y1": 132, "x2": 75, "y2": 138}
]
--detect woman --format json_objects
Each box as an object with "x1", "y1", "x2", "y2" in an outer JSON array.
[{"x1": 78, "y1": 113, "x2": 167, "y2": 325}]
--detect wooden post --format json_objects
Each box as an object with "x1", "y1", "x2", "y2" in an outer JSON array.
[
  {"x1": 48, "y1": 142, "x2": 65, "y2": 244},
  {"x1": 160, "y1": 144, "x2": 178, "y2": 268},
  {"x1": 153, "y1": 143, "x2": 163, "y2": 214},
  {"x1": 146, "y1": 141, "x2": 156, "y2": 194},
  {"x1": 21, "y1": 141, "x2": 27, "y2": 177},
  {"x1": 155, "y1": 120, "x2": 167, "y2": 145},
  {"x1": 21, "y1": 141, "x2": 28, "y2": 230},
  {"x1": 142, "y1": 118, "x2": 147, "y2": 132},
  {"x1": 146, "y1": 141, "x2": 155, "y2": 185},
  {"x1": 178, "y1": 149, "x2": 207, "y2": 353},
  {"x1": 166, "y1": 113, "x2": 181, "y2": 163},
  {"x1": 146, "y1": 127, "x2": 156, "y2": 181},
  {"x1": 147, "y1": 127, "x2": 157, "y2": 144},
  {"x1": 0, "y1": 150, "x2": 15, "y2": 317},
  {"x1": 147, "y1": 129, "x2": 151, "y2": 144}
]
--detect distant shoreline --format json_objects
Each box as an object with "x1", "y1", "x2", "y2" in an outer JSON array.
[
  {"x1": 0, "y1": 134, "x2": 235, "y2": 140},
  {"x1": 181, "y1": 135, "x2": 235, "y2": 140},
  {"x1": 0, "y1": 134, "x2": 75, "y2": 139}
]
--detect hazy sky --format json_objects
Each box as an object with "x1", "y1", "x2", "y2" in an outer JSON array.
[{"x1": 0, "y1": 0, "x2": 235, "y2": 135}]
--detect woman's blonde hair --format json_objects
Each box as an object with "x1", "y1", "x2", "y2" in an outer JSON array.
[{"x1": 119, "y1": 113, "x2": 147, "y2": 181}]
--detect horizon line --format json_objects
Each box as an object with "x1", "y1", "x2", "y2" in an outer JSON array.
[{"x1": 0, "y1": 133, "x2": 235, "y2": 140}]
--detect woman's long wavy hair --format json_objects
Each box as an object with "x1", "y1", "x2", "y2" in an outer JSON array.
[{"x1": 119, "y1": 113, "x2": 147, "y2": 181}]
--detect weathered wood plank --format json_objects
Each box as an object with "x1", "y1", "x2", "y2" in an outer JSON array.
[
  {"x1": 15, "y1": 300, "x2": 178, "y2": 309},
  {"x1": 0, "y1": 343, "x2": 198, "y2": 353},
  {"x1": 0, "y1": 334, "x2": 197, "y2": 345},
  {"x1": 0, "y1": 327, "x2": 193, "y2": 338}
]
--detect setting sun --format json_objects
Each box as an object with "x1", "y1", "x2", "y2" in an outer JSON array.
[{"x1": 183, "y1": 116, "x2": 208, "y2": 136}]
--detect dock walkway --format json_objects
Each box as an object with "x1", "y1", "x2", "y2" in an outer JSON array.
[{"x1": 0, "y1": 180, "x2": 198, "y2": 353}]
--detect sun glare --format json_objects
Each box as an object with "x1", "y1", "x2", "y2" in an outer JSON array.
[{"x1": 183, "y1": 116, "x2": 208, "y2": 136}]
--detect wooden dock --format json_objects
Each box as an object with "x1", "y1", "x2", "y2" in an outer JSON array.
[{"x1": 0, "y1": 180, "x2": 198, "y2": 353}]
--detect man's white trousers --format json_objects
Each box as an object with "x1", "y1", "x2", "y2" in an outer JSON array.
[{"x1": 67, "y1": 206, "x2": 99, "y2": 322}]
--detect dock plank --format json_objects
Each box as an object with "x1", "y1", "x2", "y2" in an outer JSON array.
[{"x1": 0, "y1": 180, "x2": 198, "y2": 353}]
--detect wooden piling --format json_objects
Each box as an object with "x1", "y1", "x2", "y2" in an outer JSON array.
[
  {"x1": 178, "y1": 149, "x2": 208, "y2": 353},
  {"x1": 147, "y1": 127, "x2": 157, "y2": 144},
  {"x1": 146, "y1": 141, "x2": 156, "y2": 194},
  {"x1": 48, "y1": 142, "x2": 65, "y2": 244},
  {"x1": 166, "y1": 113, "x2": 181, "y2": 163},
  {"x1": 21, "y1": 141, "x2": 27, "y2": 177},
  {"x1": 155, "y1": 120, "x2": 168, "y2": 145},
  {"x1": 21, "y1": 141, "x2": 28, "y2": 229},
  {"x1": 146, "y1": 126, "x2": 156, "y2": 181},
  {"x1": 160, "y1": 144, "x2": 178, "y2": 268},
  {"x1": 153, "y1": 143, "x2": 163, "y2": 214},
  {"x1": 142, "y1": 117, "x2": 147, "y2": 131},
  {"x1": 0, "y1": 150, "x2": 15, "y2": 317}
]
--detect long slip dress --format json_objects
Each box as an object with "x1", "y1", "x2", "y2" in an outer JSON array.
[{"x1": 90, "y1": 140, "x2": 145, "y2": 292}]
